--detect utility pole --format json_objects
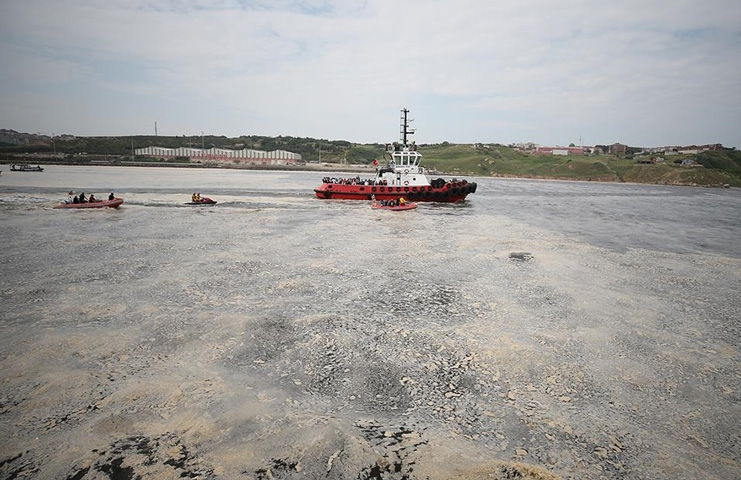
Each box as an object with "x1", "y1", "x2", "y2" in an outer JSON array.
[{"x1": 155, "y1": 121, "x2": 158, "y2": 136}]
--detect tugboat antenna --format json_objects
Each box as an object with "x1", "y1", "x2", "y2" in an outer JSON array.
[{"x1": 400, "y1": 108, "x2": 414, "y2": 146}]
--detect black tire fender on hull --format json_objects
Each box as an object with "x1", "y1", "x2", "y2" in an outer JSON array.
[{"x1": 316, "y1": 183, "x2": 476, "y2": 202}]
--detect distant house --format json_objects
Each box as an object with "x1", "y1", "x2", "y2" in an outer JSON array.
[
  {"x1": 680, "y1": 158, "x2": 703, "y2": 167},
  {"x1": 610, "y1": 143, "x2": 627, "y2": 155},
  {"x1": 534, "y1": 146, "x2": 584, "y2": 156},
  {"x1": 511, "y1": 142, "x2": 537, "y2": 152},
  {"x1": 640, "y1": 144, "x2": 723, "y2": 155},
  {"x1": 637, "y1": 156, "x2": 660, "y2": 164}
]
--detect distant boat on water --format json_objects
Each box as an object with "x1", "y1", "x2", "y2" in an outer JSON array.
[
  {"x1": 11, "y1": 164, "x2": 44, "y2": 172},
  {"x1": 54, "y1": 198, "x2": 124, "y2": 209}
]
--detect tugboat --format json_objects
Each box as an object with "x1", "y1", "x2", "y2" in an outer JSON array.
[{"x1": 314, "y1": 109, "x2": 476, "y2": 202}]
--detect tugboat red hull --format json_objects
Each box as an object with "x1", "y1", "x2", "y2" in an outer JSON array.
[{"x1": 314, "y1": 180, "x2": 476, "y2": 203}]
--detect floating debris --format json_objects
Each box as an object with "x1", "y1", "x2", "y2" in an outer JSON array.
[{"x1": 509, "y1": 252, "x2": 534, "y2": 261}]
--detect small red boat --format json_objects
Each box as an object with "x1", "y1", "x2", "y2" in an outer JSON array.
[
  {"x1": 371, "y1": 200, "x2": 417, "y2": 211},
  {"x1": 186, "y1": 197, "x2": 217, "y2": 205},
  {"x1": 54, "y1": 198, "x2": 124, "y2": 209},
  {"x1": 314, "y1": 109, "x2": 477, "y2": 203}
]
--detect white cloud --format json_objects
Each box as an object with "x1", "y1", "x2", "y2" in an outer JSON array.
[{"x1": 1, "y1": 0, "x2": 739, "y2": 146}]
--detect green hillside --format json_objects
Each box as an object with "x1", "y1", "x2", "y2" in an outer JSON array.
[
  {"x1": 420, "y1": 144, "x2": 621, "y2": 181},
  {"x1": 417, "y1": 143, "x2": 740, "y2": 187},
  {"x1": 1, "y1": 134, "x2": 739, "y2": 187}
]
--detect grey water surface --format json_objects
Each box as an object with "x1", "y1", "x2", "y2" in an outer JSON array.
[{"x1": 1, "y1": 165, "x2": 739, "y2": 479}]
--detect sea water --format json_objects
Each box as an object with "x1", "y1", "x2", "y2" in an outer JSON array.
[{"x1": 0, "y1": 165, "x2": 739, "y2": 479}]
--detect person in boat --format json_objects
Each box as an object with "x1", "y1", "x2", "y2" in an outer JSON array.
[
  {"x1": 73, "y1": 195, "x2": 79, "y2": 204},
  {"x1": 191, "y1": 192, "x2": 198, "y2": 202},
  {"x1": 66, "y1": 191, "x2": 75, "y2": 204},
  {"x1": 89, "y1": 194, "x2": 97, "y2": 203},
  {"x1": 109, "y1": 192, "x2": 115, "y2": 201},
  {"x1": 79, "y1": 192, "x2": 87, "y2": 203},
  {"x1": 399, "y1": 197, "x2": 406, "y2": 206},
  {"x1": 196, "y1": 193, "x2": 202, "y2": 202}
]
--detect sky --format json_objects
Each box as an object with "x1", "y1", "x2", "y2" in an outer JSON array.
[{"x1": 1, "y1": 0, "x2": 740, "y2": 148}]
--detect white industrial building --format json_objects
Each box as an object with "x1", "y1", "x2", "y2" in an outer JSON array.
[{"x1": 134, "y1": 146, "x2": 301, "y2": 165}]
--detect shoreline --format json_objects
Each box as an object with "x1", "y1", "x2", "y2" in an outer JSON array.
[
  {"x1": 0, "y1": 159, "x2": 733, "y2": 188},
  {"x1": 0, "y1": 159, "x2": 373, "y2": 173}
]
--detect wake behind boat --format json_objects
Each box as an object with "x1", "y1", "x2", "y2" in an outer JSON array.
[
  {"x1": 54, "y1": 198, "x2": 123, "y2": 209},
  {"x1": 314, "y1": 109, "x2": 477, "y2": 203}
]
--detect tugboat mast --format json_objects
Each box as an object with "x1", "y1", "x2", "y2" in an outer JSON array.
[{"x1": 400, "y1": 108, "x2": 414, "y2": 146}]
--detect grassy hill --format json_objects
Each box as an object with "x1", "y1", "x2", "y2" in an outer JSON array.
[
  {"x1": 1, "y1": 133, "x2": 738, "y2": 187},
  {"x1": 420, "y1": 144, "x2": 621, "y2": 181},
  {"x1": 417, "y1": 143, "x2": 740, "y2": 187}
]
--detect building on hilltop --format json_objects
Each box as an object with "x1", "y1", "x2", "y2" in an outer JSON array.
[
  {"x1": 134, "y1": 146, "x2": 301, "y2": 165},
  {"x1": 534, "y1": 146, "x2": 585, "y2": 156},
  {"x1": 609, "y1": 143, "x2": 627, "y2": 155},
  {"x1": 510, "y1": 142, "x2": 537, "y2": 152},
  {"x1": 640, "y1": 144, "x2": 724, "y2": 155}
]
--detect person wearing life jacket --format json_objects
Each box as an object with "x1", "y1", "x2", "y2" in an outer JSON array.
[
  {"x1": 88, "y1": 194, "x2": 97, "y2": 203},
  {"x1": 196, "y1": 193, "x2": 201, "y2": 202},
  {"x1": 109, "y1": 192, "x2": 115, "y2": 201},
  {"x1": 79, "y1": 192, "x2": 87, "y2": 203},
  {"x1": 400, "y1": 197, "x2": 406, "y2": 206}
]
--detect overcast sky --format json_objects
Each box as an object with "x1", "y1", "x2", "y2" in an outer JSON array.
[{"x1": 1, "y1": 0, "x2": 740, "y2": 148}]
